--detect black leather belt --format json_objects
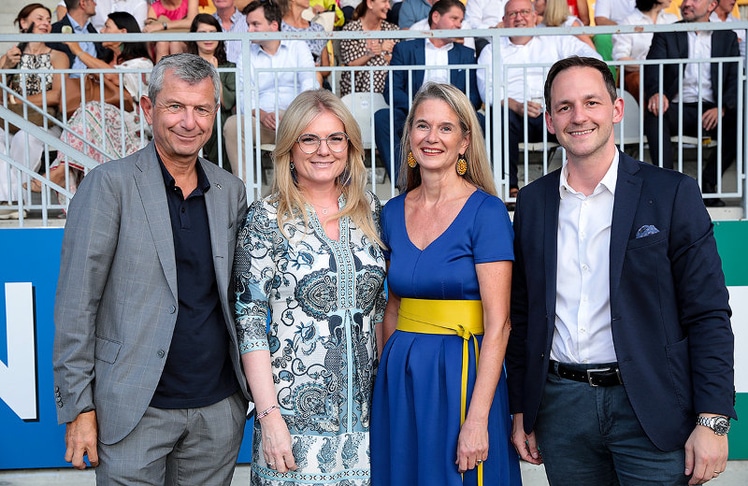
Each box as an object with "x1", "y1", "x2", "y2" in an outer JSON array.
[{"x1": 548, "y1": 361, "x2": 623, "y2": 387}]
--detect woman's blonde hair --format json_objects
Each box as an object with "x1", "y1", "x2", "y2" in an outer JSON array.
[
  {"x1": 399, "y1": 83, "x2": 496, "y2": 195},
  {"x1": 271, "y1": 89, "x2": 383, "y2": 246},
  {"x1": 543, "y1": 0, "x2": 570, "y2": 27}
]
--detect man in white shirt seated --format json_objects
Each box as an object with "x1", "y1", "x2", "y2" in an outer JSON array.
[
  {"x1": 477, "y1": 0, "x2": 600, "y2": 199},
  {"x1": 223, "y1": 0, "x2": 317, "y2": 179}
]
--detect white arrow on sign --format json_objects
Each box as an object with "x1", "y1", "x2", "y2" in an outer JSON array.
[{"x1": 0, "y1": 282, "x2": 38, "y2": 420}]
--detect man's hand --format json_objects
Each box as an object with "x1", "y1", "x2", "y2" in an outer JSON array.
[
  {"x1": 507, "y1": 98, "x2": 543, "y2": 118},
  {"x1": 647, "y1": 93, "x2": 669, "y2": 116},
  {"x1": 258, "y1": 110, "x2": 279, "y2": 131},
  {"x1": 684, "y1": 423, "x2": 728, "y2": 485},
  {"x1": 65, "y1": 410, "x2": 99, "y2": 469},
  {"x1": 511, "y1": 413, "x2": 542, "y2": 465},
  {"x1": 702, "y1": 107, "x2": 723, "y2": 132}
]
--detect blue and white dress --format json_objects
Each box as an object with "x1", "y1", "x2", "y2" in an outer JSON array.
[{"x1": 234, "y1": 192, "x2": 387, "y2": 486}]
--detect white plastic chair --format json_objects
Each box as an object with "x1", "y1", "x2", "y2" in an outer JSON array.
[{"x1": 340, "y1": 92, "x2": 388, "y2": 150}]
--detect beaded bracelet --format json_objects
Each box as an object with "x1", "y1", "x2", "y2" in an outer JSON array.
[{"x1": 256, "y1": 404, "x2": 280, "y2": 420}]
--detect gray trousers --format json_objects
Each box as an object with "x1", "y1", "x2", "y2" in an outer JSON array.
[{"x1": 96, "y1": 392, "x2": 247, "y2": 486}]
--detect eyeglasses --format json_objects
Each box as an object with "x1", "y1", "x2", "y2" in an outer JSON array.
[
  {"x1": 296, "y1": 132, "x2": 349, "y2": 154},
  {"x1": 505, "y1": 9, "x2": 533, "y2": 19}
]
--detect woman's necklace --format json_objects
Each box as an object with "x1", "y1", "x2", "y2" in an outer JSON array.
[{"x1": 312, "y1": 202, "x2": 334, "y2": 215}]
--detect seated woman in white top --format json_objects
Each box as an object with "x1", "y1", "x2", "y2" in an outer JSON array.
[{"x1": 612, "y1": 0, "x2": 677, "y2": 99}]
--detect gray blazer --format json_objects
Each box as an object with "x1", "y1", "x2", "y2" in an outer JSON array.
[{"x1": 53, "y1": 143, "x2": 249, "y2": 445}]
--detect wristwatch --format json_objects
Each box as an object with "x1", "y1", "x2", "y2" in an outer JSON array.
[{"x1": 696, "y1": 415, "x2": 730, "y2": 436}]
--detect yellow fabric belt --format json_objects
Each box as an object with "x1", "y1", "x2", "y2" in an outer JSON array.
[{"x1": 397, "y1": 298, "x2": 484, "y2": 485}]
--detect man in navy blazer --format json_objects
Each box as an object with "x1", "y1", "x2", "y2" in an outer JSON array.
[
  {"x1": 643, "y1": 0, "x2": 739, "y2": 206},
  {"x1": 46, "y1": 0, "x2": 111, "y2": 70},
  {"x1": 374, "y1": 0, "x2": 481, "y2": 186},
  {"x1": 508, "y1": 56, "x2": 735, "y2": 485}
]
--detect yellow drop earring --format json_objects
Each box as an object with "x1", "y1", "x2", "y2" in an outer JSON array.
[
  {"x1": 456, "y1": 154, "x2": 468, "y2": 176},
  {"x1": 407, "y1": 151, "x2": 417, "y2": 168}
]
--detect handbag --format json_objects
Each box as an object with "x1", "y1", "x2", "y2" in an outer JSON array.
[
  {"x1": 64, "y1": 74, "x2": 134, "y2": 118},
  {"x1": 6, "y1": 102, "x2": 57, "y2": 135}
]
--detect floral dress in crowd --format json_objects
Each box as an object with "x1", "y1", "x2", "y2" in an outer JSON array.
[
  {"x1": 339, "y1": 19, "x2": 399, "y2": 97},
  {"x1": 234, "y1": 193, "x2": 387, "y2": 486},
  {"x1": 51, "y1": 56, "x2": 153, "y2": 196}
]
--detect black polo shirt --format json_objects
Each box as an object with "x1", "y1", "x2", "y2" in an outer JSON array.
[{"x1": 150, "y1": 157, "x2": 238, "y2": 409}]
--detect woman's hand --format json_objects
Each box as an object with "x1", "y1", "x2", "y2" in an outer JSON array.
[
  {"x1": 365, "y1": 39, "x2": 382, "y2": 58},
  {"x1": 259, "y1": 411, "x2": 298, "y2": 473},
  {"x1": 455, "y1": 417, "x2": 489, "y2": 473},
  {"x1": 143, "y1": 16, "x2": 169, "y2": 33},
  {"x1": 3, "y1": 45, "x2": 22, "y2": 68}
]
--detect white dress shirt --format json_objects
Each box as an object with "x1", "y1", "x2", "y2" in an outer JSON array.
[
  {"x1": 679, "y1": 31, "x2": 714, "y2": 104},
  {"x1": 552, "y1": 152, "x2": 619, "y2": 365},
  {"x1": 612, "y1": 9, "x2": 678, "y2": 62},
  {"x1": 465, "y1": 0, "x2": 508, "y2": 29},
  {"x1": 423, "y1": 39, "x2": 453, "y2": 84},
  {"x1": 236, "y1": 40, "x2": 318, "y2": 114},
  {"x1": 593, "y1": 0, "x2": 637, "y2": 24},
  {"x1": 476, "y1": 35, "x2": 601, "y2": 105},
  {"x1": 409, "y1": 17, "x2": 476, "y2": 50}
]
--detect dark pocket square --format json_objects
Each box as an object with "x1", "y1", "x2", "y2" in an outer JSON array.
[{"x1": 635, "y1": 224, "x2": 660, "y2": 239}]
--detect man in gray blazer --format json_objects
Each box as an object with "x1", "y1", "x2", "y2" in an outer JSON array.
[{"x1": 53, "y1": 53, "x2": 250, "y2": 485}]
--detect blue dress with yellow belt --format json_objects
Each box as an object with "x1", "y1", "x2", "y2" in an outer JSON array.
[{"x1": 371, "y1": 189, "x2": 522, "y2": 486}]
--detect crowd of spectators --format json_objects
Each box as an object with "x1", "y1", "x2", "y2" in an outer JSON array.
[{"x1": 1, "y1": 0, "x2": 745, "y2": 219}]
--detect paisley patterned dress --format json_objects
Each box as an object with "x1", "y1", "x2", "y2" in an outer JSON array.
[{"x1": 234, "y1": 192, "x2": 387, "y2": 486}]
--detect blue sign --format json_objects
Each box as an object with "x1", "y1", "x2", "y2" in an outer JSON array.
[{"x1": 0, "y1": 228, "x2": 253, "y2": 470}]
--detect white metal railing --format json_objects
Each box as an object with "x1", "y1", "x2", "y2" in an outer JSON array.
[{"x1": 1, "y1": 22, "x2": 746, "y2": 226}]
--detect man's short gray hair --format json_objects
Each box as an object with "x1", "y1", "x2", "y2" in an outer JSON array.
[{"x1": 148, "y1": 53, "x2": 221, "y2": 106}]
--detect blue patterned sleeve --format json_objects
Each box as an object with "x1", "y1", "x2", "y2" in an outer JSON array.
[
  {"x1": 472, "y1": 193, "x2": 515, "y2": 264},
  {"x1": 234, "y1": 200, "x2": 278, "y2": 354},
  {"x1": 370, "y1": 193, "x2": 387, "y2": 324}
]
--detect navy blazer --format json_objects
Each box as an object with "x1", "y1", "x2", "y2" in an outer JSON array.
[
  {"x1": 644, "y1": 24, "x2": 739, "y2": 111},
  {"x1": 383, "y1": 38, "x2": 480, "y2": 114},
  {"x1": 507, "y1": 152, "x2": 735, "y2": 452},
  {"x1": 47, "y1": 16, "x2": 112, "y2": 68}
]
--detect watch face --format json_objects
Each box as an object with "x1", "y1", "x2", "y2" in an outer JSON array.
[{"x1": 714, "y1": 417, "x2": 731, "y2": 435}]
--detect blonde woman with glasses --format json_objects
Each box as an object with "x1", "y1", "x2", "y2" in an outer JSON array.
[{"x1": 234, "y1": 89, "x2": 386, "y2": 485}]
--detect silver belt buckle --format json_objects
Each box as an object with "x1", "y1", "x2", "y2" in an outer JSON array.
[{"x1": 586, "y1": 367, "x2": 611, "y2": 387}]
